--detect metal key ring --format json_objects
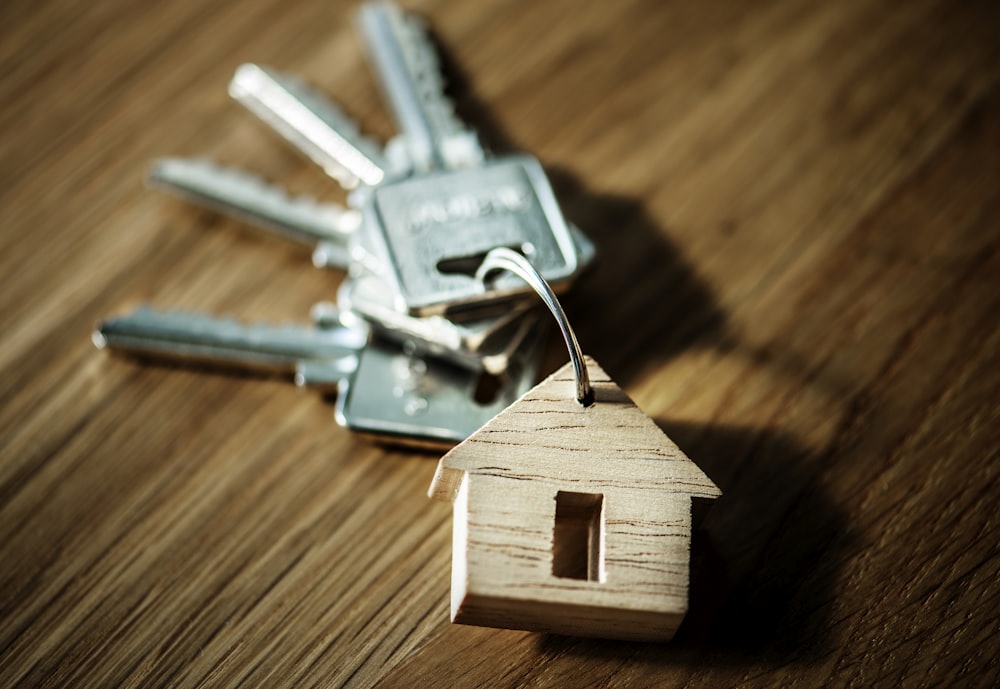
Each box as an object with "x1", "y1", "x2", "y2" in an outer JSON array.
[{"x1": 476, "y1": 248, "x2": 594, "y2": 406}]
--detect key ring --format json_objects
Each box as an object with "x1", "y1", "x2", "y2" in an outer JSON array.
[{"x1": 476, "y1": 248, "x2": 594, "y2": 406}]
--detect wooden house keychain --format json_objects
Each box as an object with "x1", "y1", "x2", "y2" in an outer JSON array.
[{"x1": 428, "y1": 248, "x2": 721, "y2": 642}]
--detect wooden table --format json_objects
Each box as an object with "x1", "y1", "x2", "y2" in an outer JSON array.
[{"x1": 2, "y1": 0, "x2": 998, "y2": 686}]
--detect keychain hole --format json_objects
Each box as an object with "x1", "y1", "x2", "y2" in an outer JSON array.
[
  {"x1": 552, "y1": 491, "x2": 605, "y2": 582},
  {"x1": 436, "y1": 245, "x2": 526, "y2": 279}
]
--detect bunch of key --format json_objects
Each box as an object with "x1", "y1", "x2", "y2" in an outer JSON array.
[{"x1": 94, "y1": 1, "x2": 595, "y2": 447}]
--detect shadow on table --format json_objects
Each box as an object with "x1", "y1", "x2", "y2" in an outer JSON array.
[
  {"x1": 435, "y1": 30, "x2": 721, "y2": 382},
  {"x1": 435, "y1": 25, "x2": 838, "y2": 393},
  {"x1": 534, "y1": 420, "x2": 853, "y2": 668}
]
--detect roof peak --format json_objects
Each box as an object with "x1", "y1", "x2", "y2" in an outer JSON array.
[{"x1": 429, "y1": 357, "x2": 721, "y2": 503}]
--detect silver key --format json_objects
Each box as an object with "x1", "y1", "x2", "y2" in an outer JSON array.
[
  {"x1": 148, "y1": 157, "x2": 361, "y2": 269},
  {"x1": 212, "y1": 21, "x2": 586, "y2": 316},
  {"x1": 354, "y1": 155, "x2": 579, "y2": 316},
  {"x1": 336, "y1": 325, "x2": 546, "y2": 448},
  {"x1": 93, "y1": 305, "x2": 367, "y2": 376},
  {"x1": 230, "y1": 63, "x2": 388, "y2": 189},
  {"x1": 356, "y1": 1, "x2": 482, "y2": 172},
  {"x1": 102, "y1": 1, "x2": 590, "y2": 443},
  {"x1": 349, "y1": 3, "x2": 581, "y2": 315},
  {"x1": 334, "y1": 275, "x2": 538, "y2": 374},
  {"x1": 337, "y1": 220, "x2": 594, "y2": 372},
  {"x1": 94, "y1": 305, "x2": 545, "y2": 448}
]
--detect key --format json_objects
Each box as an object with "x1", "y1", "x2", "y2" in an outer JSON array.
[
  {"x1": 149, "y1": 7, "x2": 594, "y2": 319},
  {"x1": 356, "y1": 154, "x2": 580, "y2": 316},
  {"x1": 229, "y1": 63, "x2": 388, "y2": 189},
  {"x1": 337, "y1": 220, "x2": 593, "y2": 372},
  {"x1": 356, "y1": 1, "x2": 482, "y2": 172},
  {"x1": 93, "y1": 305, "x2": 367, "y2": 376},
  {"x1": 334, "y1": 276, "x2": 539, "y2": 374},
  {"x1": 215, "y1": 24, "x2": 589, "y2": 316},
  {"x1": 94, "y1": 305, "x2": 546, "y2": 448},
  {"x1": 97, "y1": 1, "x2": 591, "y2": 447},
  {"x1": 350, "y1": 3, "x2": 580, "y2": 316},
  {"x1": 148, "y1": 157, "x2": 361, "y2": 269},
  {"x1": 143, "y1": 157, "x2": 592, "y2": 289},
  {"x1": 334, "y1": 324, "x2": 546, "y2": 448}
]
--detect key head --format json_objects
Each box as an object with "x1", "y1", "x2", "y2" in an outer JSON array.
[
  {"x1": 335, "y1": 329, "x2": 544, "y2": 448},
  {"x1": 362, "y1": 155, "x2": 578, "y2": 316}
]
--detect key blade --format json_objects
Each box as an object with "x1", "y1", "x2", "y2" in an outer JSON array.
[
  {"x1": 149, "y1": 158, "x2": 360, "y2": 267},
  {"x1": 229, "y1": 63, "x2": 387, "y2": 188},
  {"x1": 295, "y1": 357, "x2": 360, "y2": 391},
  {"x1": 356, "y1": 2, "x2": 482, "y2": 171},
  {"x1": 94, "y1": 306, "x2": 367, "y2": 376}
]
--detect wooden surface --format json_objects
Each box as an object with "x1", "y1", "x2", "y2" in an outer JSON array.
[{"x1": 1, "y1": 0, "x2": 998, "y2": 687}]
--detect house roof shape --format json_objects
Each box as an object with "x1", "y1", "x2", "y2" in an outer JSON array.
[{"x1": 429, "y1": 356, "x2": 722, "y2": 503}]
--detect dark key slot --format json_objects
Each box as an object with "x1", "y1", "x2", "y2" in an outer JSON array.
[{"x1": 435, "y1": 245, "x2": 524, "y2": 278}]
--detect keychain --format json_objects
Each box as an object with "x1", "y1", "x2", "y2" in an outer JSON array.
[
  {"x1": 428, "y1": 248, "x2": 721, "y2": 642},
  {"x1": 90, "y1": 0, "x2": 717, "y2": 642}
]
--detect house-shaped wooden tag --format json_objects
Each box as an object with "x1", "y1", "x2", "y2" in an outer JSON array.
[{"x1": 428, "y1": 357, "x2": 721, "y2": 642}]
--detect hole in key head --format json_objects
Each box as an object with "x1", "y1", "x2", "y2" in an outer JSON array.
[{"x1": 435, "y1": 243, "x2": 535, "y2": 278}]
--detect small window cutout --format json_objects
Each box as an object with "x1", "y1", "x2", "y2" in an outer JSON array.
[{"x1": 552, "y1": 491, "x2": 605, "y2": 581}]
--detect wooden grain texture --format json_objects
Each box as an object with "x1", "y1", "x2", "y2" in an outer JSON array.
[
  {"x1": 429, "y1": 358, "x2": 720, "y2": 641},
  {"x1": 1, "y1": 0, "x2": 998, "y2": 687}
]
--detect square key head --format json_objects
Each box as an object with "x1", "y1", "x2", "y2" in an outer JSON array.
[
  {"x1": 365, "y1": 155, "x2": 578, "y2": 316},
  {"x1": 335, "y1": 329, "x2": 544, "y2": 449}
]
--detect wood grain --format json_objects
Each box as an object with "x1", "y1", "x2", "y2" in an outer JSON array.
[
  {"x1": 1, "y1": 0, "x2": 998, "y2": 687},
  {"x1": 429, "y1": 358, "x2": 720, "y2": 641}
]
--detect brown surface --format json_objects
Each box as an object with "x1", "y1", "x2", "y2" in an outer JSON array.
[{"x1": 1, "y1": 0, "x2": 998, "y2": 687}]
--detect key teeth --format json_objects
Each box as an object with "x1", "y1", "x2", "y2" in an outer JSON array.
[
  {"x1": 148, "y1": 156, "x2": 362, "y2": 244},
  {"x1": 118, "y1": 306, "x2": 370, "y2": 351},
  {"x1": 230, "y1": 63, "x2": 387, "y2": 188},
  {"x1": 265, "y1": 68, "x2": 384, "y2": 152},
  {"x1": 107, "y1": 305, "x2": 298, "y2": 336},
  {"x1": 395, "y1": 8, "x2": 481, "y2": 163},
  {"x1": 359, "y1": 1, "x2": 482, "y2": 170}
]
